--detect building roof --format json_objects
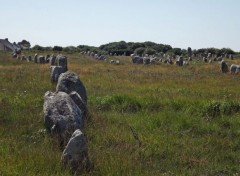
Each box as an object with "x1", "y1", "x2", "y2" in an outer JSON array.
[
  {"x1": 0, "y1": 39, "x2": 21, "y2": 51},
  {"x1": 13, "y1": 42, "x2": 21, "y2": 50}
]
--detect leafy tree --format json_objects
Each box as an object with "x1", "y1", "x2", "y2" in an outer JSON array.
[
  {"x1": 18, "y1": 40, "x2": 31, "y2": 49},
  {"x1": 195, "y1": 47, "x2": 235, "y2": 56},
  {"x1": 181, "y1": 49, "x2": 187, "y2": 56},
  {"x1": 78, "y1": 45, "x2": 99, "y2": 53},
  {"x1": 144, "y1": 48, "x2": 156, "y2": 55},
  {"x1": 127, "y1": 42, "x2": 145, "y2": 51},
  {"x1": 53, "y1": 46, "x2": 63, "y2": 51},
  {"x1": 171, "y1": 48, "x2": 182, "y2": 55},
  {"x1": 134, "y1": 47, "x2": 145, "y2": 56},
  {"x1": 63, "y1": 46, "x2": 78, "y2": 53},
  {"x1": 220, "y1": 48, "x2": 234, "y2": 55},
  {"x1": 43, "y1": 46, "x2": 53, "y2": 51},
  {"x1": 144, "y1": 41, "x2": 156, "y2": 48},
  {"x1": 32, "y1": 45, "x2": 44, "y2": 51}
]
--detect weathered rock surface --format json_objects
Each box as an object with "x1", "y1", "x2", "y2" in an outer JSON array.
[
  {"x1": 49, "y1": 55, "x2": 56, "y2": 66},
  {"x1": 69, "y1": 91, "x2": 87, "y2": 115},
  {"x1": 34, "y1": 54, "x2": 38, "y2": 63},
  {"x1": 132, "y1": 56, "x2": 143, "y2": 64},
  {"x1": 57, "y1": 54, "x2": 68, "y2": 72},
  {"x1": 56, "y1": 71, "x2": 87, "y2": 104},
  {"x1": 220, "y1": 60, "x2": 228, "y2": 73},
  {"x1": 230, "y1": 64, "x2": 240, "y2": 74},
  {"x1": 61, "y1": 129, "x2": 90, "y2": 173},
  {"x1": 50, "y1": 66, "x2": 63, "y2": 83},
  {"x1": 143, "y1": 57, "x2": 150, "y2": 65},
  {"x1": 43, "y1": 91, "x2": 84, "y2": 139},
  {"x1": 38, "y1": 56, "x2": 45, "y2": 64}
]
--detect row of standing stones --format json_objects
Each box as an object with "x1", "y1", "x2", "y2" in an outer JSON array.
[
  {"x1": 79, "y1": 51, "x2": 239, "y2": 74},
  {"x1": 12, "y1": 52, "x2": 91, "y2": 173},
  {"x1": 12, "y1": 52, "x2": 77, "y2": 82},
  {"x1": 12, "y1": 52, "x2": 92, "y2": 174}
]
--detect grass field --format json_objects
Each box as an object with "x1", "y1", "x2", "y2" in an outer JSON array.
[{"x1": 1, "y1": 51, "x2": 240, "y2": 175}]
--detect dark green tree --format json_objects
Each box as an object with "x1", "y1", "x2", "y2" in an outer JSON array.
[
  {"x1": 32, "y1": 45, "x2": 44, "y2": 51},
  {"x1": 144, "y1": 48, "x2": 156, "y2": 55},
  {"x1": 18, "y1": 40, "x2": 31, "y2": 49},
  {"x1": 53, "y1": 46, "x2": 63, "y2": 51},
  {"x1": 134, "y1": 47, "x2": 145, "y2": 55}
]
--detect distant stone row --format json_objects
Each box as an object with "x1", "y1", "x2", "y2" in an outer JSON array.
[
  {"x1": 80, "y1": 51, "x2": 106, "y2": 60},
  {"x1": 81, "y1": 51, "x2": 122, "y2": 65},
  {"x1": 49, "y1": 55, "x2": 68, "y2": 82},
  {"x1": 130, "y1": 53, "x2": 234, "y2": 66},
  {"x1": 12, "y1": 53, "x2": 51, "y2": 63},
  {"x1": 43, "y1": 54, "x2": 91, "y2": 173},
  {"x1": 12, "y1": 52, "x2": 70, "y2": 82},
  {"x1": 131, "y1": 54, "x2": 189, "y2": 66}
]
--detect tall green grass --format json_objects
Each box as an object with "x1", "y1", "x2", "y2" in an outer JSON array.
[{"x1": 1, "y1": 51, "x2": 240, "y2": 175}]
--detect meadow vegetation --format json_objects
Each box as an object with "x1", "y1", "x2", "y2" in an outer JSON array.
[{"x1": 1, "y1": 51, "x2": 240, "y2": 175}]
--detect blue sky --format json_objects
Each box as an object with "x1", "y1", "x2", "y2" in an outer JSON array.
[{"x1": 1, "y1": 0, "x2": 240, "y2": 51}]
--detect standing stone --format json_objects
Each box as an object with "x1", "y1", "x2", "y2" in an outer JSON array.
[
  {"x1": 167, "y1": 58, "x2": 173, "y2": 64},
  {"x1": 230, "y1": 64, "x2": 240, "y2": 74},
  {"x1": 98, "y1": 55, "x2": 105, "y2": 61},
  {"x1": 45, "y1": 55, "x2": 50, "y2": 63},
  {"x1": 56, "y1": 71, "x2": 87, "y2": 105},
  {"x1": 132, "y1": 56, "x2": 143, "y2": 64},
  {"x1": 143, "y1": 57, "x2": 150, "y2": 65},
  {"x1": 50, "y1": 66, "x2": 63, "y2": 83},
  {"x1": 38, "y1": 56, "x2": 45, "y2": 64},
  {"x1": 110, "y1": 60, "x2": 115, "y2": 64},
  {"x1": 61, "y1": 129, "x2": 91, "y2": 173},
  {"x1": 176, "y1": 56, "x2": 184, "y2": 66},
  {"x1": 203, "y1": 57, "x2": 208, "y2": 63},
  {"x1": 34, "y1": 54, "x2": 38, "y2": 63},
  {"x1": 43, "y1": 91, "x2": 84, "y2": 143},
  {"x1": 187, "y1": 47, "x2": 192, "y2": 57},
  {"x1": 220, "y1": 60, "x2": 228, "y2": 73},
  {"x1": 69, "y1": 91, "x2": 87, "y2": 115},
  {"x1": 21, "y1": 55, "x2": 26, "y2": 61},
  {"x1": 49, "y1": 55, "x2": 56, "y2": 66},
  {"x1": 90, "y1": 52, "x2": 95, "y2": 57},
  {"x1": 57, "y1": 55, "x2": 68, "y2": 72},
  {"x1": 207, "y1": 53, "x2": 212, "y2": 58},
  {"x1": 12, "y1": 53, "x2": 17, "y2": 58},
  {"x1": 115, "y1": 60, "x2": 120, "y2": 65},
  {"x1": 27, "y1": 56, "x2": 32, "y2": 62}
]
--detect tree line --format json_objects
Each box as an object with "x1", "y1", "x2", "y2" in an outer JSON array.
[{"x1": 30, "y1": 41, "x2": 238, "y2": 57}]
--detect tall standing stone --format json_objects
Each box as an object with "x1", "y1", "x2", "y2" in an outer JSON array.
[
  {"x1": 49, "y1": 55, "x2": 56, "y2": 66},
  {"x1": 38, "y1": 56, "x2": 45, "y2": 64},
  {"x1": 220, "y1": 60, "x2": 228, "y2": 73},
  {"x1": 34, "y1": 54, "x2": 38, "y2": 63},
  {"x1": 187, "y1": 47, "x2": 192, "y2": 57},
  {"x1": 57, "y1": 55, "x2": 68, "y2": 72}
]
